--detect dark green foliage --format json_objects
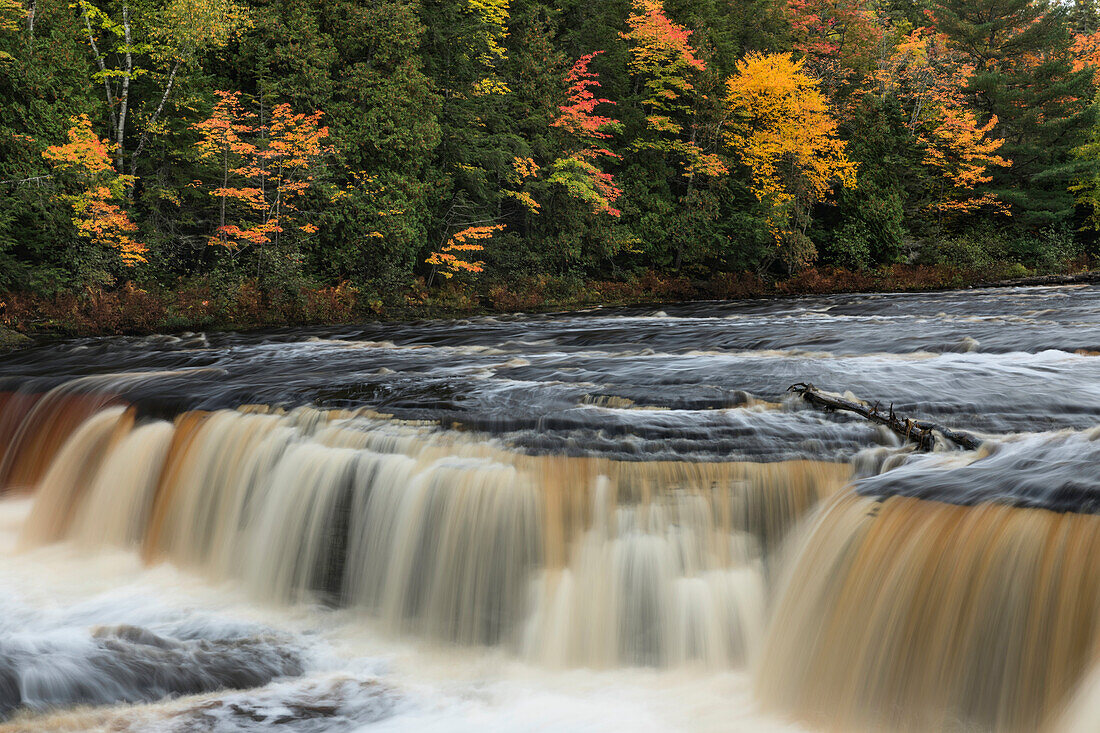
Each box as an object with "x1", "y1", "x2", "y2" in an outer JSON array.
[
  {"x1": 0, "y1": 0, "x2": 1095, "y2": 310},
  {"x1": 933, "y1": 0, "x2": 1097, "y2": 227}
]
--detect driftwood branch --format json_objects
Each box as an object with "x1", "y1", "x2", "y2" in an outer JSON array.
[{"x1": 788, "y1": 383, "x2": 982, "y2": 452}]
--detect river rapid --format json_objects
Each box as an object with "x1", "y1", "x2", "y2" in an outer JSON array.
[{"x1": 1, "y1": 285, "x2": 1100, "y2": 732}]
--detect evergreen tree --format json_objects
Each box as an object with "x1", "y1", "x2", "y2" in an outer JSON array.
[
  {"x1": 0, "y1": 0, "x2": 99, "y2": 289},
  {"x1": 933, "y1": 0, "x2": 1097, "y2": 227},
  {"x1": 320, "y1": 0, "x2": 441, "y2": 294}
]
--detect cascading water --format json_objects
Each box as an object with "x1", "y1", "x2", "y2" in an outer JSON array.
[
  {"x1": 758, "y1": 493, "x2": 1100, "y2": 732},
  {"x1": 4, "y1": 286, "x2": 1100, "y2": 731},
  {"x1": 17, "y1": 403, "x2": 844, "y2": 669}
]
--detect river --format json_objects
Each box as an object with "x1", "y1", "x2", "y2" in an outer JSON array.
[{"x1": 0, "y1": 285, "x2": 1098, "y2": 731}]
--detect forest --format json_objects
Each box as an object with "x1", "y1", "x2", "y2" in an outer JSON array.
[{"x1": 3, "y1": 0, "x2": 1100, "y2": 331}]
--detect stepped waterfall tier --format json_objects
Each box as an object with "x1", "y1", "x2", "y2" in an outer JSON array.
[{"x1": 3, "y1": 287, "x2": 1100, "y2": 731}]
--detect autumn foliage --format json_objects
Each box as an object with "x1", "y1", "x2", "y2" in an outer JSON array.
[
  {"x1": 42, "y1": 115, "x2": 147, "y2": 266},
  {"x1": 191, "y1": 91, "x2": 329, "y2": 249},
  {"x1": 787, "y1": 0, "x2": 880, "y2": 94},
  {"x1": 621, "y1": 0, "x2": 726, "y2": 178},
  {"x1": 426, "y1": 225, "x2": 503, "y2": 278},
  {"x1": 549, "y1": 52, "x2": 623, "y2": 217},
  {"x1": 1072, "y1": 30, "x2": 1100, "y2": 83},
  {"x1": 3, "y1": 0, "x2": 1096, "y2": 321},
  {"x1": 724, "y1": 53, "x2": 856, "y2": 264},
  {"x1": 877, "y1": 29, "x2": 1010, "y2": 215},
  {"x1": 467, "y1": 0, "x2": 511, "y2": 96}
]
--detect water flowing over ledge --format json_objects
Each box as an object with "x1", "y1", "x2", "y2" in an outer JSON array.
[
  {"x1": 14, "y1": 400, "x2": 847, "y2": 670},
  {"x1": 4, "y1": 287, "x2": 1100, "y2": 730},
  {"x1": 759, "y1": 493, "x2": 1100, "y2": 732}
]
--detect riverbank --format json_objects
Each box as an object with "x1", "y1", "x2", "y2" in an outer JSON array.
[
  {"x1": 0, "y1": 327, "x2": 31, "y2": 351},
  {"x1": 2, "y1": 262, "x2": 1095, "y2": 339}
]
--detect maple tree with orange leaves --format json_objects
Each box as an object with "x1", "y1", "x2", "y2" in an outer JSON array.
[
  {"x1": 42, "y1": 115, "x2": 147, "y2": 267},
  {"x1": 876, "y1": 28, "x2": 1011, "y2": 217},
  {"x1": 930, "y1": 0, "x2": 1093, "y2": 227},
  {"x1": 426, "y1": 224, "x2": 502, "y2": 279},
  {"x1": 191, "y1": 91, "x2": 329, "y2": 252},
  {"x1": 1072, "y1": 30, "x2": 1100, "y2": 83}
]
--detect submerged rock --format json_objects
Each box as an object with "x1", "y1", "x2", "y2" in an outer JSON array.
[{"x1": 0, "y1": 624, "x2": 303, "y2": 720}]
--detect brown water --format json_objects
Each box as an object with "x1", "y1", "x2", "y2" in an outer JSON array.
[{"x1": 1, "y1": 285, "x2": 1100, "y2": 731}]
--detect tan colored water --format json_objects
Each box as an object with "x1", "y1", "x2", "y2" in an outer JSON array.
[
  {"x1": 758, "y1": 493, "x2": 1100, "y2": 732},
  {"x1": 16, "y1": 401, "x2": 847, "y2": 672},
  {"x1": 10, "y1": 392, "x2": 1100, "y2": 732}
]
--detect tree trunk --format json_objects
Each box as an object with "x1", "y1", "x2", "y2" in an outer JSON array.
[
  {"x1": 220, "y1": 139, "x2": 228, "y2": 242},
  {"x1": 115, "y1": 2, "x2": 133, "y2": 172},
  {"x1": 674, "y1": 171, "x2": 696, "y2": 271},
  {"x1": 81, "y1": 6, "x2": 118, "y2": 136},
  {"x1": 788, "y1": 382, "x2": 982, "y2": 451},
  {"x1": 130, "y1": 60, "x2": 181, "y2": 176}
]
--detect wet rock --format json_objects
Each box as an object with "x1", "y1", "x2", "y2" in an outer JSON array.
[
  {"x1": 0, "y1": 327, "x2": 31, "y2": 352},
  {"x1": 165, "y1": 676, "x2": 398, "y2": 732},
  {"x1": 0, "y1": 624, "x2": 303, "y2": 719}
]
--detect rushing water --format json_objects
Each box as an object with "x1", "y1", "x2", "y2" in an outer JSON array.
[{"x1": 2, "y1": 285, "x2": 1100, "y2": 731}]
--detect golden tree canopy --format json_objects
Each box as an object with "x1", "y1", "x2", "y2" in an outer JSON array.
[{"x1": 724, "y1": 52, "x2": 857, "y2": 223}]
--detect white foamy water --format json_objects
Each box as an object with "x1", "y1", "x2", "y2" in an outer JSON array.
[{"x1": 0, "y1": 498, "x2": 804, "y2": 732}]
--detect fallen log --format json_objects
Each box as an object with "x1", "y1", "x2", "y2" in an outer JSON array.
[{"x1": 787, "y1": 382, "x2": 982, "y2": 452}]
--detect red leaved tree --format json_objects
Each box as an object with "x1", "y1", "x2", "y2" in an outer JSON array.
[
  {"x1": 787, "y1": 0, "x2": 881, "y2": 97},
  {"x1": 548, "y1": 52, "x2": 623, "y2": 217}
]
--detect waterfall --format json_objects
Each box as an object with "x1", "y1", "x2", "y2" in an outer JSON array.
[
  {"x1": 10, "y1": 393, "x2": 848, "y2": 670},
  {"x1": 756, "y1": 492, "x2": 1100, "y2": 732}
]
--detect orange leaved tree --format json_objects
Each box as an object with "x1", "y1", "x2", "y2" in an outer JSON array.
[
  {"x1": 426, "y1": 224, "x2": 503, "y2": 279},
  {"x1": 42, "y1": 115, "x2": 147, "y2": 269},
  {"x1": 191, "y1": 91, "x2": 329, "y2": 262},
  {"x1": 621, "y1": 0, "x2": 726, "y2": 269},
  {"x1": 877, "y1": 29, "x2": 1010, "y2": 217},
  {"x1": 621, "y1": 0, "x2": 726, "y2": 180}
]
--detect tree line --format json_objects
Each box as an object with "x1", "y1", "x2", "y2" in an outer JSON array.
[{"x1": 2, "y1": 0, "x2": 1100, "y2": 314}]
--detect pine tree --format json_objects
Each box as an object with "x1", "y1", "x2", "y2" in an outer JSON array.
[
  {"x1": 932, "y1": 0, "x2": 1097, "y2": 227},
  {"x1": 319, "y1": 0, "x2": 441, "y2": 292}
]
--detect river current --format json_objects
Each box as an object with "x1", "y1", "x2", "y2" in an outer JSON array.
[{"x1": 1, "y1": 285, "x2": 1099, "y2": 731}]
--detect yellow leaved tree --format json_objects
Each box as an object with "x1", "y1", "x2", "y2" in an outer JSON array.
[
  {"x1": 724, "y1": 52, "x2": 857, "y2": 268},
  {"x1": 0, "y1": 0, "x2": 24, "y2": 62},
  {"x1": 467, "y1": 0, "x2": 510, "y2": 96}
]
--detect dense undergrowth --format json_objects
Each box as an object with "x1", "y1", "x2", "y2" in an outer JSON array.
[{"x1": 3, "y1": 258, "x2": 1089, "y2": 338}]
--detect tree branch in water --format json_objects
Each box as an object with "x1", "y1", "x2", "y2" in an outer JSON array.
[{"x1": 787, "y1": 382, "x2": 982, "y2": 452}]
